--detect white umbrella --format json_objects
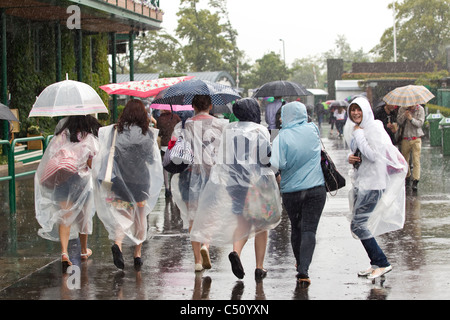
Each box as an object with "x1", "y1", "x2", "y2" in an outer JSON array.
[{"x1": 29, "y1": 78, "x2": 108, "y2": 117}]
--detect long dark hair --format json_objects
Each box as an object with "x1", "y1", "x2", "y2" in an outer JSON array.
[
  {"x1": 116, "y1": 99, "x2": 150, "y2": 135},
  {"x1": 56, "y1": 115, "x2": 101, "y2": 142}
]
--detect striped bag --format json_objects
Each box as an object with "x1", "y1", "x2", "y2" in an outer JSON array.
[{"x1": 40, "y1": 148, "x2": 78, "y2": 188}]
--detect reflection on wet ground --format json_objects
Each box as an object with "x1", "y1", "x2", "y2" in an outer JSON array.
[{"x1": 1, "y1": 124, "x2": 450, "y2": 300}]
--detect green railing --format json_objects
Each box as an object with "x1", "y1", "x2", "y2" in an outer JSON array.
[{"x1": 0, "y1": 135, "x2": 53, "y2": 214}]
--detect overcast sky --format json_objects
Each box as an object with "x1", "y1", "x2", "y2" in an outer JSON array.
[{"x1": 160, "y1": 0, "x2": 395, "y2": 65}]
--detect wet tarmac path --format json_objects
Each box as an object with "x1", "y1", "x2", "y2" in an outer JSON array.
[{"x1": 1, "y1": 123, "x2": 450, "y2": 300}]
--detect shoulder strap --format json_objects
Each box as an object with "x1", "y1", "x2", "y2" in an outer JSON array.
[{"x1": 104, "y1": 128, "x2": 118, "y2": 183}]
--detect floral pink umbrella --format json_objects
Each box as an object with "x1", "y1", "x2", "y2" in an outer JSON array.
[{"x1": 99, "y1": 76, "x2": 194, "y2": 98}]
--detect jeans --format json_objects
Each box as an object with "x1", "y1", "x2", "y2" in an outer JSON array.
[
  {"x1": 351, "y1": 189, "x2": 390, "y2": 268},
  {"x1": 282, "y1": 185, "x2": 326, "y2": 277}
]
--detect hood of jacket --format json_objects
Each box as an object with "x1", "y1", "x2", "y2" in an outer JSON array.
[
  {"x1": 349, "y1": 97, "x2": 374, "y2": 129},
  {"x1": 281, "y1": 101, "x2": 307, "y2": 129},
  {"x1": 232, "y1": 98, "x2": 261, "y2": 123}
]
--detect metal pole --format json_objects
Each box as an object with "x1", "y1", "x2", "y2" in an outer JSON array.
[
  {"x1": 7, "y1": 141, "x2": 15, "y2": 214},
  {"x1": 392, "y1": 2, "x2": 397, "y2": 62},
  {"x1": 129, "y1": 31, "x2": 134, "y2": 100},
  {"x1": 1, "y1": 9, "x2": 8, "y2": 150},
  {"x1": 129, "y1": 31, "x2": 134, "y2": 82},
  {"x1": 110, "y1": 32, "x2": 118, "y2": 123},
  {"x1": 279, "y1": 38, "x2": 286, "y2": 67},
  {"x1": 0, "y1": 9, "x2": 6, "y2": 104}
]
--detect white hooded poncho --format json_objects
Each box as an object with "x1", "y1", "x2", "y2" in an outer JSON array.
[{"x1": 343, "y1": 97, "x2": 407, "y2": 240}]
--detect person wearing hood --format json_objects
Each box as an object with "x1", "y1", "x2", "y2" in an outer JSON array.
[
  {"x1": 344, "y1": 97, "x2": 407, "y2": 280},
  {"x1": 271, "y1": 101, "x2": 326, "y2": 287},
  {"x1": 190, "y1": 98, "x2": 281, "y2": 280}
]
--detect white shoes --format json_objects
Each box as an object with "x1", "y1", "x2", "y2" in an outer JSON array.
[
  {"x1": 368, "y1": 265, "x2": 392, "y2": 279},
  {"x1": 358, "y1": 267, "x2": 375, "y2": 277},
  {"x1": 195, "y1": 263, "x2": 204, "y2": 272},
  {"x1": 359, "y1": 265, "x2": 392, "y2": 279},
  {"x1": 195, "y1": 245, "x2": 212, "y2": 272},
  {"x1": 200, "y1": 245, "x2": 211, "y2": 270}
]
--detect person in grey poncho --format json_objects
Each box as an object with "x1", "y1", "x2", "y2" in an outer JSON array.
[{"x1": 93, "y1": 99, "x2": 163, "y2": 271}]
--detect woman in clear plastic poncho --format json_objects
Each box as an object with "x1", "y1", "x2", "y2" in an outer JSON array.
[
  {"x1": 35, "y1": 115, "x2": 101, "y2": 273},
  {"x1": 190, "y1": 98, "x2": 281, "y2": 279},
  {"x1": 170, "y1": 95, "x2": 228, "y2": 272},
  {"x1": 343, "y1": 97, "x2": 407, "y2": 280},
  {"x1": 93, "y1": 99, "x2": 163, "y2": 270}
]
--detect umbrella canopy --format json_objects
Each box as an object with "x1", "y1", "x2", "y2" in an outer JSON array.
[
  {"x1": 99, "y1": 76, "x2": 194, "y2": 98},
  {"x1": 152, "y1": 79, "x2": 240, "y2": 106},
  {"x1": 252, "y1": 80, "x2": 311, "y2": 98},
  {"x1": 382, "y1": 85, "x2": 435, "y2": 107},
  {"x1": 0, "y1": 103, "x2": 19, "y2": 121},
  {"x1": 329, "y1": 100, "x2": 349, "y2": 108},
  {"x1": 29, "y1": 80, "x2": 108, "y2": 117}
]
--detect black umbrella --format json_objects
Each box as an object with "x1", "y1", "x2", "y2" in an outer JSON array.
[
  {"x1": 0, "y1": 103, "x2": 19, "y2": 121},
  {"x1": 152, "y1": 79, "x2": 241, "y2": 106},
  {"x1": 252, "y1": 80, "x2": 311, "y2": 98},
  {"x1": 329, "y1": 100, "x2": 349, "y2": 108}
]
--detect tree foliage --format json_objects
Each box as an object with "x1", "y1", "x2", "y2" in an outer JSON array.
[
  {"x1": 176, "y1": 0, "x2": 234, "y2": 72},
  {"x1": 372, "y1": 0, "x2": 450, "y2": 64},
  {"x1": 243, "y1": 52, "x2": 289, "y2": 91}
]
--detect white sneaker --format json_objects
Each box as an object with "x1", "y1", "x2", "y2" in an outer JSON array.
[
  {"x1": 358, "y1": 267, "x2": 375, "y2": 277},
  {"x1": 368, "y1": 265, "x2": 392, "y2": 279}
]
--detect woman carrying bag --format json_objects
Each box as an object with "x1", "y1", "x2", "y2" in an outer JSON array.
[
  {"x1": 170, "y1": 95, "x2": 228, "y2": 272},
  {"x1": 270, "y1": 101, "x2": 327, "y2": 287},
  {"x1": 344, "y1": 97, "x2": 407, "y2": 279},
  {"x1": 35, "y1": 115, "x2": 101, "y2": 273},
  {"x1": 190, "y1": 98, "x2": 281, "y2": 280},
  {"x1": 93, "y1": 99, "x2": 163, "y2": 271}
]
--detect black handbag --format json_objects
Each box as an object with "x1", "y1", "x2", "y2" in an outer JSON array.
[{"x1": 320, "y1": 149, "x2": 346, "y2": 194}]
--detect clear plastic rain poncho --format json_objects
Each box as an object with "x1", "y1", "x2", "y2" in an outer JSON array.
[
  {"x1": 171, "y1": 114, "x2": 228, "y2": 229},
  {"x1": 92, "y1": 124, "x2": 163, "y2": 245},
  {"x1": 343, "y1": 97, "x2": 408, "y2": 240},
  {"x1": 35, "y1": 130, "x2": 99, "y2": 241},
  {"x1": 189, "y1": 99, "x2": 281, "y2": 245}
]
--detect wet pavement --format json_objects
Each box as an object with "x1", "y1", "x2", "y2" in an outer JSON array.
[{"x1": 1, "y1": 123, "x2": 450, "y2": 301}]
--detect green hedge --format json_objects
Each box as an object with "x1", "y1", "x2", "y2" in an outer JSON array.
[
  {"x1": 426, "y1": 104, "x2": 450, "y2": 117},
  {"x1": 7, "y1": 19, "x2": 110, "y2": 138}
]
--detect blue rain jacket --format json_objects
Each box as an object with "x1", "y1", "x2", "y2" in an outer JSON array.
[{"x1": 271, "y1": 101, "x2": 324, "y2": 193}]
